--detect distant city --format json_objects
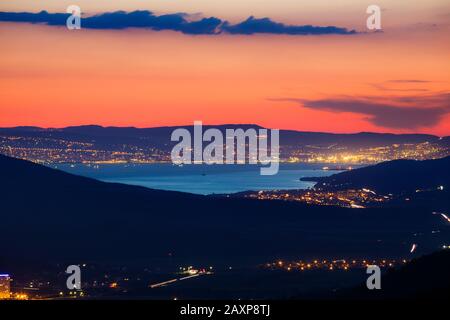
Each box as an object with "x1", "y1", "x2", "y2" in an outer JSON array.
[{"x1": 0, "y1": 125, "x2": 448, "y2": 165}]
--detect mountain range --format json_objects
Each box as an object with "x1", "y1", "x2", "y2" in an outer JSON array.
[{"x1": 0, "y1": 124, "x2": 448, "y2": 150}]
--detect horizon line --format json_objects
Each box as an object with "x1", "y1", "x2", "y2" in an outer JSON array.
[{"x1": 0, "y1": 123, "x2": 446, "y2": 137}]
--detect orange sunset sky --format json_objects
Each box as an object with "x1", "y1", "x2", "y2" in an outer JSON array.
[{"x1": 0, "y1": 1, "x2": 449, "y2": 135}]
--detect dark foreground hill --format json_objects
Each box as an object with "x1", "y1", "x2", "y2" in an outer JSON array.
[
  {"x1": 311, "y1": 156, "x2": 450, "y2": 194},
  {"x1": 338, "y1": 250, "x2": 450, "y2": 299},
  {"x1": 0, "y1": 155, "x2": 447, "y2": 266}
]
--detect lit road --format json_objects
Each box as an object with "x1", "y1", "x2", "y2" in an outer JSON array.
[{"x1": 150, "y1": 271, "x2": 212, "y2": 289}]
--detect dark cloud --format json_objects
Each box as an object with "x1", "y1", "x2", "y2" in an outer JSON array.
[
  {"x1": 0, "y1": 10, "x2": 356, "y2": 35},
  {"x1": 272, "y1": 93, "x2": 450, "y2": 129},
  {"x1": 222, "y1": 16, "x2": 355, "y2": 35},
  {"x1": 0, "y1": 10, "x2": 222, "y2": 34},
  {"x1": 0, "y1": 10, "x2": 68, "y2": 25}
]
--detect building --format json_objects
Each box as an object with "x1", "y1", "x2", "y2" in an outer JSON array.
[{"x1": 0, "y1": 274, "x2": 11, "y2": 299}]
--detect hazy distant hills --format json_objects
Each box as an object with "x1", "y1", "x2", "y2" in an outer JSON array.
[
  {"x1": 0, "y1": 154, "x2": 447, "y2": 265},
  {"x1": 278, "y1": 129, "x2": 444, "y2": 148},
  {"x1": 0, "y1": 124, "x2": 447, "y2": 150},
  {"x1": 312, "y1": 156, "x2": 450, "y2": 194}
]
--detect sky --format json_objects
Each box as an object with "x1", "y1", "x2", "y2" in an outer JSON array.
[{"x1": 0, "y1": 1, "x2": 449, "y2": 135}]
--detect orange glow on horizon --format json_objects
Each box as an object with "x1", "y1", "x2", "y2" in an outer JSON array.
[{"x1": 0, "y1": 22, "x2": 449, "y2": 135}]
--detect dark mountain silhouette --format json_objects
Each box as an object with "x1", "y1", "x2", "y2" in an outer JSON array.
[
  {"x1": 0, "y1": 155, "x2": 446, "y2": 266},
  {"x1": 311, "y1": 156, "x2": 450, "y2": 194},
  {"x1": 0, "y1": 125, "x2": 445, "y2": 151},
  {"x1": 338, "y1": 250, "x2": 450, "y2": 299},
  {"x1": 279, "y1": 130, "x2": 443, "y2": 148}
]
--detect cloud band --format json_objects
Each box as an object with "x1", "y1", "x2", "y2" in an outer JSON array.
[{"x1": 0, "y1": 10, "x2": 356, "y2": 35}]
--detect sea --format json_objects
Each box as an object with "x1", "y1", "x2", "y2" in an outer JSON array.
[{"x1": 54, "y1": 163, "x2": 347, "y2": 195}]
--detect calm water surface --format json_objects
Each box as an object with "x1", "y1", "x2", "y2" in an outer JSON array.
[{"x1": 55, "y1": 163, "x2": 345, "y2": 195}]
